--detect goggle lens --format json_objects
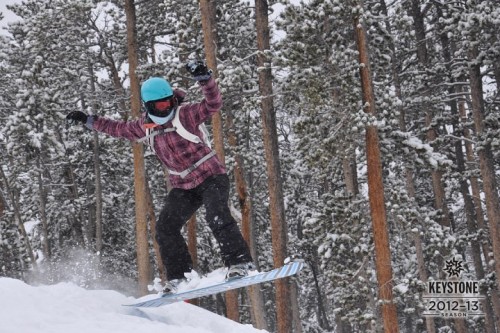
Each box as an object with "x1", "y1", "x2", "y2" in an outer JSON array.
[{"x1": 154, "y1": 99, "x2": 172, "y2": 112}]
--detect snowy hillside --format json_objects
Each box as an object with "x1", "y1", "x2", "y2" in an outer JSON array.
[{"x1": 0, "y1": 278, "x2": 267, "y2": 333}]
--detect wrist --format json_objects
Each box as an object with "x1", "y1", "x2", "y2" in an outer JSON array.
[
  {"x1": 198, "y1": 76, "x2": 214, "y2": 86},
  {"x1": 85, "y1": 115, "x2": 97, "y2": 129}
]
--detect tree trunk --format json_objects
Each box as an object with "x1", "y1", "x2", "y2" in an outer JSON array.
[
  {"x1": 198, "y1": 0, "x2": 240, "y2": 321},
  {"x1": 379, "y1": 0, "x2": 434, "y2": 330},
  {"x1": 468, "y1": 43, "x2": 500, "y2": 294},
  {"x1": 255, "y1": 1, "x2": 295, "y2": 332},
  {"x1": 124, "y1": 0, "x2": 151, "y2": 296},
  {"x1": 459, "y1": 99, "x2": 500, "y2": 330},
  {"x1": 87, "y1": 64, "x2": 103, "y2": 255},
  {"x1": 145, "y1": 180, "x2": 166, "y2": 281},
  {"x1": 342, "y1": 155, "x2": 359, "y2": 196},
  {"x1": 199, "y1": 0, "x2": 225, "y2": 161},
  {"x1": 14, "y1": 191, "x2": 37, "y2": 267},
  {"x1": 353, "y1": 6, "x2": 399, "y2": 333},
  {"x1": 290, "y1": 281, "x2": 302, "y2": 333},
  {"x1": 410, "y1": 3, "x2": 466, "y2": 331},
  {"x1": 310, "y1": 254, "x2": 332, "y2": 331},
  {"x1": 410, "y1": 0, "x2": 452, "y2": 228},
  {"x1": 0, "y1": 183, "x2": 6, "y2": 218},
  {"x1": 0, "y1": 168, "x2": 37, "y2": 268},
  {"x1": 226, "y1": 106, "x2": 268, "y2": 329},
  {"x1": 36, "y1": 156, "x2": 50, "y2": 259},
  {"x1": 185, "y1": 215, "x2": 199, "y2": 306},
  {"x1": 186, "y1": 215, "x2": 197, "y2": 271},
  {"x1": 434, "y1": 5, "x2": 497, "y2": 330}
]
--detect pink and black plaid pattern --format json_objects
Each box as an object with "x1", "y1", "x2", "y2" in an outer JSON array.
[{"x1": 92, "y1": 78, "x2": 226, "y2": 190}]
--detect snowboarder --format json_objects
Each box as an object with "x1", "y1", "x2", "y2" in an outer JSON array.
[{"x1": 66, "y1": 60, "x2": 254, "y2": 293}]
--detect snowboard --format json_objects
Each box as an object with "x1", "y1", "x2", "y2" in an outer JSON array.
[{"x1": 125, "y1": 260, "x2": 304, "y2": 308}]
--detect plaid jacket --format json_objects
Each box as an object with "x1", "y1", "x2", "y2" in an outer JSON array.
[{"x1": 92, "y1": 78, "x2": 226, "y2": 190}]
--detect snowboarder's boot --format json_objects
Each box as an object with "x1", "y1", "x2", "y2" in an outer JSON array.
[
  {"x1": 225, "y1": 262, "x2": 256, "y2": 281},
  {"x1": 162, "y1": 278, "x2": 186, "y2": 295}
]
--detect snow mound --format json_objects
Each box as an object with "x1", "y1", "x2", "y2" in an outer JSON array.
[{"x1": 0, "y1": 277, "x2": 267, "y2": 333}]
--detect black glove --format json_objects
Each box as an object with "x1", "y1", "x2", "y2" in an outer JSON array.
[
  {"x1": 185, "y1": 60, "x2": 212, "y2": 81},
  {"x1": 66, "y1": 111, "x2": 88, "y2": 125}
]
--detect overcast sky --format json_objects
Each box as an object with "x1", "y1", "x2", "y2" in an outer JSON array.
[{"x1": 0, "y1": 0, "x2": 22, "y2": 33}]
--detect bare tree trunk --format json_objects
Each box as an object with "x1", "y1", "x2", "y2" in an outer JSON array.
[
  {"x1": 310, "y1": 254, "x2": 332, "y2": 331},
  {"x1": 199, "y1": 0, "x2": 225, "y2": 161},
  {"x1": 36, "y1": 156, "x2": 50, "y2": 259},
  {"x1": 0, "y1": 168, "x2": 37, "y2": 268},
  {"x1": 186, "y1": 213, "x2": 200, "y2": 305},
  {"x1": 255, "y1": 1, "x2": 295, "y2": 332},
  {"x1": 119, "y1": 30, "x2": 159, "y2": 280},
  {"x1": 434, "y1": 6, "x2": 497, "y2": 329},
  {"x1": 379, "y1": 1, "x2": 434, "y2": 330},
  {"x1": 468, "y1": 43, "x2": 500, "y2": 295},
  {"x1": 411, "y1": 3, "x2": 466, "y2": 332},
  {"x1": 144, "y1": 180, "x2": 166, "y2": 282},
  {"x1": 90, "y1": 134, "x2": 102, "y2": 251},
  {"x1": 186, "y1": 215, "x2": 197, "y2": 270},
  {"x1": 410, "y1": 0, "x2": 452, "y2": 228},
  {"x1": 453, "y1": 108, "x2": 496, "y2": 333},
  {"x1": 460, "y1": 103, "x2": 490, "y2": 258},
  {"x1": 353, "y1": 6, "x2": 399, "y2": 332},
  {"x1": 198, "y1": 0, "x2": 239, "y2": 321},
  {"x1": 185, "y1": 215, "x2": 199, "y2": 306},
  {"x1": 410, "y1": 2, "x2": 466, "y2": 330},
  {"x1": 14, "y1": 191, "x2": 37, "y2": 268},
  {"x1": 460, "y1": 99, "x2": 500, "y2": 330},
  {"x1": 87, "y1": 64, "x2": 103, "y2": 255},
  {"x1": 343, "y1": 152, "x2": 378, "y2": 332},
  {"x1": 124, "y1": 0, "x2": 151, "y2": 296},
  {"x1": 290, "y1": 281, "x2": 302, "y2": 333},
  {"x1": 0, "y1": 184, "x2": 6, "y2": 218},
  {"x1": 226, "y1": 106, "x2": 268, "y2": 329},
  {"x1": 342, "y1": 155, "x2": 359, "y2": 196}
]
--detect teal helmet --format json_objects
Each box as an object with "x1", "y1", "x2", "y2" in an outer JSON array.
[
  {"x1": 141, "y1": 77, "x2": 173, "y2": 102},
  {"x1": 141, "y1": 77, "x2": 176, "y2": 125}
]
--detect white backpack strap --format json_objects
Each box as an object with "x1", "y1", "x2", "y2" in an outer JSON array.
[
  {"x1": 135, "y1": 127, "x2": 176, "y2": 145},
  {"x1": 146, "y1": 128, "x2": 154, "y2": 151},
  {"x1": 198, "y1": 123, "x2": 212, "y2": 149},
  {"x1": 168, "y1": 150, "x2": 217, "y2": 178},
  {"x1": 172, "y1": 107, "x2": 204, "y2": 145}
]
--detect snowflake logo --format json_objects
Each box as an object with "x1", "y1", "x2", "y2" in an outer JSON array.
[{"x1": 443, "y1": 258, "x2": 464, "y2": 278}]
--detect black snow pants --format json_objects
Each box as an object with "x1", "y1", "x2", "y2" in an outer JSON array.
[{"x1": 156, "y1": 174, "x2": 253, "y2": 280}]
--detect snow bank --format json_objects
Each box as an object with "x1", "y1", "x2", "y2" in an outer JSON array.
[{"x1": 0, "y1": 277, "x2": 267, "y2": 333}]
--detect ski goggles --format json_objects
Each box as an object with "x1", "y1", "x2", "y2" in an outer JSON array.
[{"x1": 145, "y1": 97, "x2": 176, "y2": 117}]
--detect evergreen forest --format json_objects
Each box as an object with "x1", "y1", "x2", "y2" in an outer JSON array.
[{"x1": 1, "y1": 0, "x2": 500, "y2": 332}]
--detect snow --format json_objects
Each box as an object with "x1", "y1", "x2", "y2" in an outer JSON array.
[{"x1": 0, "y1": 277, "x2": 267, "y2": 333}]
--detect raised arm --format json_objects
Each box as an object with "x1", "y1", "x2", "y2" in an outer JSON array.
[
  {"x1": 190, "y1": 77, "x2": 223, "y2": 124},
  {"x1": 184, "y1": 60, "x2": 223, "y2": 125}
]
